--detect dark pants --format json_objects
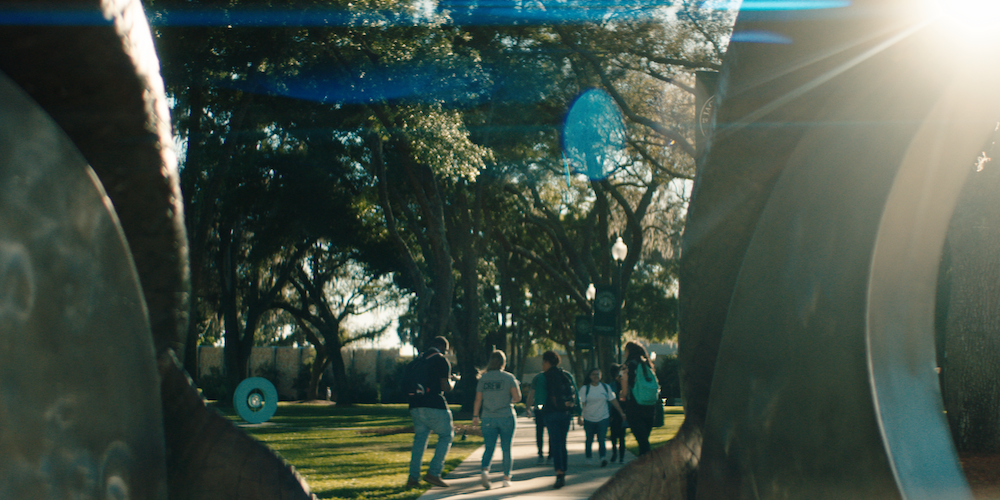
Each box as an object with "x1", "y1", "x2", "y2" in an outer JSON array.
[
  {"x1": 535, "y1": 411, "x2": 547, "y2": 457},
  {"x1": 544, "y1": 411, "x2": 571, "y2": 473},
  {"x1": 625, "y1": 399, "x2": 654, "y2": 456},
  {"x1": 583, "y1": 418, "x2": 609, "y2": 459},
  {"x1": 609, "y1": 410, "x2": 626, "y2": 458}
]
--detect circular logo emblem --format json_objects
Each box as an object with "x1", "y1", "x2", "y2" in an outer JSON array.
[{"x1": 596, "y1": 290, "x2": 616, "y2": 313}]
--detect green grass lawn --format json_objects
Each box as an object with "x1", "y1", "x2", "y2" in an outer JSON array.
[
  {"x1": 213, "y1": 403, "x2": 483, "y2": 500},
  {"x1": 646, "y1": 407, "x2": 685, "y2": 453},
  {"x1": 211, "y1": 402, "x2": 684, "y2": 500}
]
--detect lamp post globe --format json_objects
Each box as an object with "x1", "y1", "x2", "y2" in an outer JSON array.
[
  {"x1": 612, "y1": 236, "x2": 628, "y2": 262},
  {"x1": 586, "y1": 283, "x2": 597, "y2": 301},
  {"x1": 611, "y1": 237, "x2": 628, "y2": 362}
]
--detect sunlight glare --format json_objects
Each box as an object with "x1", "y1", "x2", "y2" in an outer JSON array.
[{"x1": 920, "y1": 0, "x2": 1000, "y2": 48}]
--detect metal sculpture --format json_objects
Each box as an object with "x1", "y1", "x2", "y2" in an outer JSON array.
[
  {"x1": 691, "y1": 1, "x2": 1000, "y2": 498},
  {"x1": 596, "y1": 1, "x2": 1000, "y2": 499},
  {"x1": 235, "y1": 378, "x2": 280, "y2": 424},
  {"x1": 0, "y1": 70, "x2": 168, "y2": 500},
  {"x1": 0, "y1": 1, "x2": 314, "y2": 498}
]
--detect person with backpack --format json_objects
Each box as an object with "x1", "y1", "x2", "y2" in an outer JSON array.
[
  {"x1": 577, "y1": 368, "x2": 626, "y2": 467},
  {"x1": 607, "y1": 363, "x2": 628, "y2": 463},
  {"x1": 406, "y1": 336, "x2": 455, "y2": 488},
  {"x1": 540, "y1": 350, "x2": 579, "y2": 489},
  {"x1": 620, "y1": 341, "x2": 658, "y2": 456},
  {"x1": 472, "y1": 350, "x2": 521, "y2": 489}
]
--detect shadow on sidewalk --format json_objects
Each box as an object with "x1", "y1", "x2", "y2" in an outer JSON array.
[{"x1": 416, "y1": 416, "x2": 633, "y2": 500}]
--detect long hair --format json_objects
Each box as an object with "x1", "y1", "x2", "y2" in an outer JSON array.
[
  {"x1": 486, "y1": 350, "x2": 507, "y2": 371},
  {"x1": 624, "y1": 341, "x2": 653, "y2": 368}
]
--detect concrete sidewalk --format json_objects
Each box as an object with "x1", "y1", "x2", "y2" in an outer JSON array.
[{"x1": 417, "y1": 416, "x2": 632, "y2": 500}]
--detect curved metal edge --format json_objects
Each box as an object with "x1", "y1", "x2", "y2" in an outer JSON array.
[
  {"x1": 0, "y1": 69, "x2": 169, "y2": 500},
  {"x1": 0, "y1": 0, "x2": 191, "y2": 361},
  {"x1": 696, "y1": 2, "x2": 981, "y2": 498},
  {"x1": 865, "y1": 62, "x2": 1000, "y2": 500}
]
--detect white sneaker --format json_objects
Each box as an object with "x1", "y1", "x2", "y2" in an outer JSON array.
[
  {"x1": 502, "y1": 477, "x2": 512, "y2": 488},
  {"x1": 481, "y1": 471, "x2": 491, "y2": 489}
]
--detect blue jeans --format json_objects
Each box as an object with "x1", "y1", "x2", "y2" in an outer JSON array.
[
  {"x1": 409, "y1": 407, "x2": 454, "y2": 480},
  {"x1": 544, "y1": 411, "x2": 571, "y2": 473},
  {"x1": 583, "y1": 418, "x2": 609, "y2": 459},
  {"x1": 480, "y1": 415, "x2": 517, "y2": 476}
]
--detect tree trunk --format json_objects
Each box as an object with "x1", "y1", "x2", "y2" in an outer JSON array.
[
  {"x1": 220, "y1": 225, "x2": 247, "y2": 392},
  {"x1": 942, "y1": 154, "x2": 1000, "y2": 453},
  {"x1": 370, "y1": 133, "x2": 455, "y2": 347},
  {"x1": 307, "y1": 351, "x2": 331, "y2": 402},
  {"x1": 182, "y1": 83, "x2": 206, "y2": 380},
  {"x1": 592, "y1": 421, "x2": 701, "y2": 500},
  {"x1": 330, "y1": 345, "x2": 353, "y2": 406}
]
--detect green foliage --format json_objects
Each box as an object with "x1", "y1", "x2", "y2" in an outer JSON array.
[
  {"x1": 624, "y1": 263, "x2": 680, "y2": 341},
  {"x1": 150, "y1": 0, "x2": 737, "y2": 404},
  {"x1": 294, "y1": 361, "x2": 314, "y2": 401},
  {"x1": 379, "y1": 358, "x2": 412, "y2": 404},
  {"x1": 252, "y1": 361, "x2": 281, "y2": 390},
  {"x1": 655, "y1": 354, "x2": 681, "y2": 401},
  {"x1": 198, "y1": 366, "x2": 230, "y2": 403},
  {"x1": 346, "y1": 366, "x2": 382, "y2": 404}
]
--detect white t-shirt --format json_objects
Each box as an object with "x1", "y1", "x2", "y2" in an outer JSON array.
[{"x1": 578, "y1": 382, "x2": 614, "y2": 422}]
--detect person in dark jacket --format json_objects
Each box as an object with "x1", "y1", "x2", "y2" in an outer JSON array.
[
  {"x1": 540, "y1": 350, "x2": 579, "y2": 489},
  {"x1": 407, "y1": 336, "x2": 454, "y2": 488},
  {"x1": 619, "y1": 341, "x2": 656, "y2": 456}
]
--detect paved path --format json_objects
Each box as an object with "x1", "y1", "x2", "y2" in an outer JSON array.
[{"x1": 417, "y1": 416, "x2": 632, "y2": 500}]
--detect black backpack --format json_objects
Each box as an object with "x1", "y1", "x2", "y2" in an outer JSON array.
[
  {"x1": 403, "y1": 350, "x2": 441, "y2": 397},
  {"x1": 545, "y1": 368, "x2": 576, "y2": 411}
]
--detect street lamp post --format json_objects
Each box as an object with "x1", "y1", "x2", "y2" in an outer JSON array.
[
  {"x1": 586, "y1": 283, "x2": 597, "y2": 369},
  {"x1": 611, "y1": 237, "x2": 627, "y2": 362}
]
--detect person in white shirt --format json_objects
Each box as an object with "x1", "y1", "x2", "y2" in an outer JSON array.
[{"x1": 577, "y1": 368, "x2": 626, "y2": 467}]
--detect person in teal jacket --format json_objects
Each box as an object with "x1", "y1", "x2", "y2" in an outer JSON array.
[{"x1": 528, "y1": 371, "x2": 549, "y2": 464}]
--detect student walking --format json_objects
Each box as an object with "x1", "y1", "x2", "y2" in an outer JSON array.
[
  {"x1": 472, "y1": 350, "x2": 522, "y2": 489},
  {"x1": 406, "y1": 336, "x2": 455, "y2": 488},
  {"x1": 620, "y1": 342, "x2": 657, "y2": 456},
  {"x1": 540, "y1": 350, "x2": 579, "y2": 489},
  {"x1": 577, "y1": 368, "x2": 626, "y2": 467},
  {"x1": 608, "y1": 363, "x2": 627, "y2": 463}
]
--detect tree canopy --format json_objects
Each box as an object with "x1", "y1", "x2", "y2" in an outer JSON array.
[{"x1": 150, "y1": 0, "x2": 735, "y2": 399}]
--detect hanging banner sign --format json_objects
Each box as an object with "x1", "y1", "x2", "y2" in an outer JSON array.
[
  {"x1": 576, "y1": 314, "x2": 593, "y2": 350},
  {"x1": 592, "y1": 284, "x2": 618, "y2": 337}
]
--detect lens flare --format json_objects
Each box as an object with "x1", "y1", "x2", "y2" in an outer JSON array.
[{"x1": 920, "y1": 0, "x2": 1000, "y2": 47}]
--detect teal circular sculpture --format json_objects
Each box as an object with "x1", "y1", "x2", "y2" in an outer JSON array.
[{"x1": 234, "y1": 378, "x2": 278, "y2": 424}]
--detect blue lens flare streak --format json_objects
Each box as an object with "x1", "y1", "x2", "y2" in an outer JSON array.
[{"x1": 0, "y1": 0, "x2": 848, "y2": 27}]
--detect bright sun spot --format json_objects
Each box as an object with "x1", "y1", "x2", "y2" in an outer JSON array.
[{"x1": 920, "y1": 0, "x2": 1000, "y2": 45}]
